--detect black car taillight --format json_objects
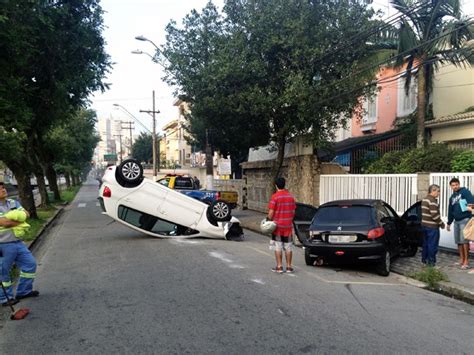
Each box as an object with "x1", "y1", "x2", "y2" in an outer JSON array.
[{"x1": 367, "y1": 227, "x2": 384, "y2": 239}]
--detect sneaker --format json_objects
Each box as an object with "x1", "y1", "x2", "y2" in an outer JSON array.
[
  {"x1": 271, "y1": 266, "x2": 284, "y2": 274},
  {"x1": 2, "y1": 298, "x2": 19, "y2": 307},
  {"x1": 286, "y1": 267, "x2": 294, "y2": 274},
  {"x1": 16, "y1": 290, "x2": 40, "y2": 300},
  {"x1": 468, "y1": 269, "x2": 474, "y2": 274},
  {"x1": 460, "y1": 265, "x2": 470, "y2": 270}
]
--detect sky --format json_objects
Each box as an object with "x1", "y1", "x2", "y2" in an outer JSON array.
[{"x1": 90, "y1": 0, "x2": 474, "y2": 135}]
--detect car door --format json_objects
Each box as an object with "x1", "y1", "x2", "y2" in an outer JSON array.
[
  {"x1": 378, "y1": 203, "x2": 401, "y2": 254},
  {"x1": 401, "y1": 201, "x2": 423, "y2": 247},
  {"x1": 293, "y1": 203, "x2": 318, "y2": 244}
]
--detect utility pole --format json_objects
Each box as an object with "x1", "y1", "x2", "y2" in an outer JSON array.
[
  {"x1": 205, "y1": 128, "x2": 213, "y2": 190},
  {"x1": 140, "y1": 90, "x2": 160, "y2": 181},
  {"x1": 113, "y1": 134, "x2": 123, "y2": 163},
  {"x1": 121, "y1": 121, "x2": 134, "y2": 157}
]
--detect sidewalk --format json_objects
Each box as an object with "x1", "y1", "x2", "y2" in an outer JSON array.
[{"x1": 233, "y1": 209, "x2": 474, "y2": 304}]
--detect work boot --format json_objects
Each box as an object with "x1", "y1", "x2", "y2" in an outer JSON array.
[
  {"x1": 2, "y1": 298, "x2": 19, "y2": 307},
  {"x1": 16, "y1": 290, "x2": 40, "y2": 300}
]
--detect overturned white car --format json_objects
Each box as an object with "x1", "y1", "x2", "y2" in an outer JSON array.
[{"x1": 98, "y1": 159, "x2": 244, "y2": 240}]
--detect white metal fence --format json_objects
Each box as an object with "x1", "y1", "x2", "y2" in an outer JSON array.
[
  {"x1": 320, "y1": 174, "x2": 418, "y2": 214},
  {"x1": 430, "y1": 173, "x2": 474, "y2": 218}
]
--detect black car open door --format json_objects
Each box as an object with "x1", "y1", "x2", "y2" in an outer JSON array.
[
  {"x1": 293, "y1": 203, "x2": 318, "y2": 245},
  {"x1": 401, "y1": 201, "x2": 424, "y2": 255}
]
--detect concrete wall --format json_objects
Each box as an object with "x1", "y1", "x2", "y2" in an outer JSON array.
[
  {"x1": 433, "y1": 65, "x2": 474, "y2": 118},
  {"x1": 241, "y1": 156, "x2": 346, "y2": 212}
]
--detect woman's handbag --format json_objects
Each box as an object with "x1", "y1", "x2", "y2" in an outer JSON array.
[{"x1": 463, "y1": 218, "x2": 474, "y2": 241}]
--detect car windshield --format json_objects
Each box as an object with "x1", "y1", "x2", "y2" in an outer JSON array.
[{"x1": 311, "y1": 205, "x2": 374, "y2": 229}]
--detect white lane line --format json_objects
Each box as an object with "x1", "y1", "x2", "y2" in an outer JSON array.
[
  {"x1": 209, "y1": 251, "x2": 233, "y2": 263},
  {"x1": 170, "y1": 239, "x2": 204, "y2": 245},
  {"x1": 78, "y1": 203, "x2": 86, "y2": 208},
  {"x1": 244, "y1": 245, "x2": 401, "y2": 287},
  {"x1": 229, "y1": 264, "x2": 245, "y2": 269},
  {"x1": 251, "y1": 278, "x2": 266, "y2": 285}
]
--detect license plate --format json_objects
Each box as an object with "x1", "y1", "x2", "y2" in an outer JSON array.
[{"x1": 328, "y1": 235, "x2": 357, "y2": 243}]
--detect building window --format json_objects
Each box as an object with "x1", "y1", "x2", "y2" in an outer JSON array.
[
  {"x1": 361, "y1": 95, "x2": 378, "y2": 131},
  {"x1": 397, "y1": 78, "x2": 417, "y2": 116}
]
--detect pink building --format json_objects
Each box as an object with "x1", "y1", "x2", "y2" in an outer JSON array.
[{"x1": 351, "y1": 66, "x2": 416, "y2": 137}]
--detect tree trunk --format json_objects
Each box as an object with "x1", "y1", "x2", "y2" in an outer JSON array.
[
  {"x1": 71, "y1": 173, "x2": 77, "y2": 186},
  {"x1": 45, "y1": 163, "x2": 61, "y2": 201},
  {"x1": 416, "y1": 61, "x2": 428, "y2": 148},
  {"x1": 65, "y1": 171, "x2": 71, "y2": 188},
  {"x1": 34, "y1": 167, "x2": 49, "y2": 207},
  {"x1": 270, "y1": 135, "x2": 286, "y2": 192},
  {"x1": 9, "y1": 165, "x2": 37, "y2": 219}
]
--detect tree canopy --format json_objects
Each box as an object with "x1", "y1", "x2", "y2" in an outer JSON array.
[
  {"x1": 162, "y1": 0, "x2": 383, "y2": 176},
  {"x1": 0, "y1": 0, "x2": 110, "y2": 214}
]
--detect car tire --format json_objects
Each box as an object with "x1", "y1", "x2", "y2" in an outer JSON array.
[
  {"x1": 209, "y1": 200, "x2": 231, "y2": 222},
  {"x1": 116, "y1": 159, "x2": 143, "y2": 187},
  {"x1": 376, "y1": 250, "x2": 391, "y2": 277},
  {"x1": 305, "y1": 248, "x2": 316, "y2": 266}
]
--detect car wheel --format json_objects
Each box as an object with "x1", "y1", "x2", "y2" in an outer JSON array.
[
  {"x1": 376, "y1": 250, "x2": 391, "y2": 277},
  {"x1": 305, "y1": 248, "x2": 316, "y2": 266},
  {"x1": 116, "y1": 159, "x2": 143, "y2": 187},
  {"x1": 209, "y1": 200, "x2": 231, "y2": 222}
]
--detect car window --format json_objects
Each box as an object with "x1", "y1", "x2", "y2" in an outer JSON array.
[
  {"x1": 383, "y1": 203, "x2": 398, "y2": 218},
  {"x1": 377, "y1": 204, "x2": 392, "y2": 221},
  {"x1": 118, "y1": 205, "x2": 180, "y2": 236},
  {"x1": 403, "y1": 203, "x2": 421, "y2": 222},
  {"x1": 312, "y1": 205, "x2": 374, "y2": 226},
  {"x1": 175, "y1": 177, "x2": 194, "y2": 189},
  {"x1": 158, "y1": 178, "x2": 170, "y2": 187},
  {"x1": 294, "y1": 203, "x2": 318, "y2": 221}
]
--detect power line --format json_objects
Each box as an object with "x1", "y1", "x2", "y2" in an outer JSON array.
[{"x1": 314, "y1": 19, "x2": 473, "y2": 96}]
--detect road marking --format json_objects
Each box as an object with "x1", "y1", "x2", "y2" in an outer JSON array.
[
  {"x1": 229, "y1": 264, "x2": 245, "y2": 269},
  {"x1": 78, "y1": 203, "x2": 86, "y2": 208},
  {"x1": 251, "y1": 278, "x2": 266, "y2": 285},
  {"x1": 209, "y1": 251, "x2": 233, "y2": 263},
  {"x1": 96, "y1": 202, "x2": 100, "y2": 207},
  {"x1": 244, "y1": 244, "x2": 402, "y2": 286},
  {"x1": 170, "y1": 239, "x2": 204, "y2": 245}
]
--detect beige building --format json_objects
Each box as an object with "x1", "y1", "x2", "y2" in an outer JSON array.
[
  {"x1": 161, "y1": 99, "x2": 193, "y2": 166},
  {"x1": 427, "y1": 64, "x2": 474, "y2": 149}
]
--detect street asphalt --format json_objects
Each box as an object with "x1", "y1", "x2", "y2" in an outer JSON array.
[{"x1": 1, "y1": 180, "x2": 473, "y2": 354}]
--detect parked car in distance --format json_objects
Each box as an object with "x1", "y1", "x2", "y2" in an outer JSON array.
[
  {"x1": 98, "y1": 159, "x2": 244, "y2": 241},
  {"x1": 295, "y1": 199, "x2": 422, "y2": 276},
  {"x1": 157, "y1": 175, "x2": 239, "y2": 209}
]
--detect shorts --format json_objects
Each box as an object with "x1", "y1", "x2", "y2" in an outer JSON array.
[
  {"x1": 453, "y1": 218, "x2": 470, "y2": 245},
  {"x1": 269, "y1": 235, "x2": 293, "y2": 252}
]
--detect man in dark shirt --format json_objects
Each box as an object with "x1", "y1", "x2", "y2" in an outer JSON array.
[{"x1": 421, "y1": 184, "x2": 445, "y2": 266}]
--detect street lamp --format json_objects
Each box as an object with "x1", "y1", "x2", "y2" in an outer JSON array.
[
  {"x1": 131, "y1": 49, "x2": 157, "y2": 63},
  {"x1": 135, "y1": 35, "x2": 159, "y2": 50}
]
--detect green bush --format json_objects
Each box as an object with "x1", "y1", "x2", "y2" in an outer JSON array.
[
  {"x1": 409, "y1": 266, "x2": 448, "y2": 289},
  {"x1": 366, "y1": 144, "x2": 461, "y2": 173},
  {"x1": 365, "y1": 150, "x2": 406, "y2": 174},
  {"x1": 451, "y1": 150, "x2": 474, "y2": 172}
]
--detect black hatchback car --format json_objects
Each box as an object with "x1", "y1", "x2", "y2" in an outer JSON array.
[{"x1": 296, "y1": 199, "x2": 423, "y2": 276}]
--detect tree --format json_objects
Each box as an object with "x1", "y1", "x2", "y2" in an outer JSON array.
[
  {"x1": 132, "y1": 133, "x2": 153, "y2": 163},
  {"x1": 0, "y1": 0, "x2": 110, "y2": 213},
  {"x1": 391, "y1": 0, "x2": 473, "y2": 147},
  {"x1": 162, "y1": 0, "x2": 381, "y2": 179}
]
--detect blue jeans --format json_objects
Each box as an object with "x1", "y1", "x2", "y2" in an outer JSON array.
[
  {"x1": 0, "y1": 241, "x2": 37, "y2": 302},
  {"x1": 422, "y1": 227, "x2": 440, "y2": 266}
]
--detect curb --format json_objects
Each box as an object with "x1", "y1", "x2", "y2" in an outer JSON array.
[
  {"x1": 239, "y1": 219, "x2": 474, "y2": 305},
  {"x1": 27, "y1": 204, "x2": 67, "y2": 252}
]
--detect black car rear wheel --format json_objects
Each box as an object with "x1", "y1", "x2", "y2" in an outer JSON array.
[
  {"x1": 116, "y1": 159, "x2": 143, "y2": 187},
  {"x1": 376, "y1": 250, "x2": 391, "y2": 276},
  {"x1": 305, "y1": 248, "x2": 316, "y2": 266}
]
